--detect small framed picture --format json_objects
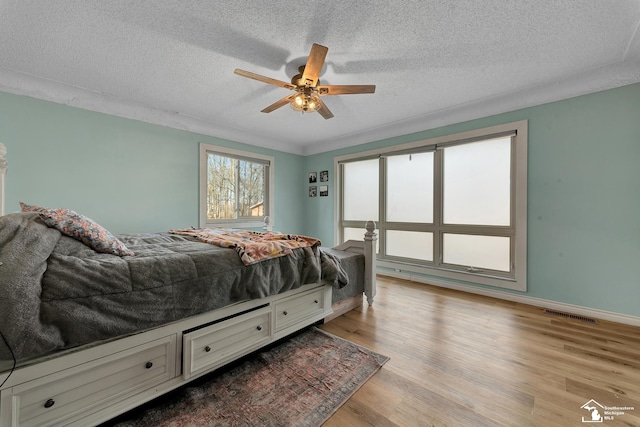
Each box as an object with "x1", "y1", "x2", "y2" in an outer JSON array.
[
  {"x1": 309, "y1": 186, "x2": 317, "y2": 197},
  {"x1": 319, "y1": 185, "x2": 328, "y2": 197},
  {"x1": 308, "y1": 172, "x2": 317, "y2": 183},
  {"x1": 320, "y1": 170, "x2": 329, "y2": 182}
]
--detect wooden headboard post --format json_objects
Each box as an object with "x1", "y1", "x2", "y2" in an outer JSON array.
[
  {"x1": 0, "y1": 143, "x2": 6, "y2": 216},
  {"x1": 364, "y1": 220, "x2": 378, "y2": 306},
  {"x1": 331, "y1": 221, "x2": 379, "y2": 311}
]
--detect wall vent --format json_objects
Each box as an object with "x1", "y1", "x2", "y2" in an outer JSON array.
[{"x1": 543, "y1": 309, "x2": 598, "y2": 324}]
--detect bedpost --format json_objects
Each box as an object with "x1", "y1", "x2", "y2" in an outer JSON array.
[
  {"x1": 364, "y1": 220, "x2": 377, "y2": 306},
  {"x1": 263, "y1": 216, "x2": 273, "y2": 232},
  {"x1": 0, "y1": 143, "x2": 6, "y2": 216}
]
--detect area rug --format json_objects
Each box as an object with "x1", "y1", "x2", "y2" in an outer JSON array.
[{"x1": 103, "y1": 327, "x2": 389, "y2": 427}]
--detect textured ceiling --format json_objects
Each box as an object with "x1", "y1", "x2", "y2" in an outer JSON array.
[{"x1": 1, "y1": 1, "x2": 639, "y2": 155}]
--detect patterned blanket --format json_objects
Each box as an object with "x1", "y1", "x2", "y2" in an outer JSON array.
[{"x1": 169, "y1": 228, "x2": 321, "y2": 266}]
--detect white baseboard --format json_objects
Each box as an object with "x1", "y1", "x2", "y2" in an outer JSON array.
[{"x1": 379, "y1": 270, "x2": 640, "y2": 327}]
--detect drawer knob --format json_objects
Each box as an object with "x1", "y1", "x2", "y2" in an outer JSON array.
[
  {"x1": 44, "y1": 399, "x2": 55, "y2": 409},
  {"x1": 256, "y1": 325, "x2": 262, "y2": 331},
  {"x1": 145, "y1": 361, "x2": 153, "y2": 369},
  {"x1": 283, "y1": 311, "x2": 288, "y2": 316},
  {"x1": 205, "y1": 346, "x2": 211, "y2": 352},
  {"x1": 314, "y1": 300, "x2": 319, "y2": 304}
]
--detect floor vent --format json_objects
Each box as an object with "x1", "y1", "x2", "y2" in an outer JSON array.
[{"x1": 543, "y1": 309, "x2": 598, "y2": 324}]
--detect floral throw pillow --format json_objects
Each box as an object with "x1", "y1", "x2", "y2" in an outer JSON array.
[
  {"x1": 19, "y1": 201, "x2": 48, "y2": 213},
  {"x1": 38, "y1": 208, "x2": 134, "y2": 257}
]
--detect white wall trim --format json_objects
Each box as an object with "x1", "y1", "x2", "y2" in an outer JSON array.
[
  {"x1": 3, "y1": 61, "x2": 639, "y2": 157},
  {"x1": 336, "y1": 121, "x2": 528, "y2": 292},
  {"x1": 198, "y1": 143, "x2": 275, "y2": 229},
  {"x1": 379, "y1": 269, "x2": 640, "y2": 327},
  {"x1": 0, "y1": 68, "x2": 299, "y2": 155}
]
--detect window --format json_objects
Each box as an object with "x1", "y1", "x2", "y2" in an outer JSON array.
[
  {"x1": 199, "y1": 144, "x2": 274, "y2": 228},
  {"x1": 337, "y1": 121, "x2": 527, "y2": 291}
]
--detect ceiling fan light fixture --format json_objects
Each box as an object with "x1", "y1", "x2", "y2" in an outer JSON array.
[
  {"x1": 290, "y1": 93, "x2": 320, "y2": 113},
  {"x1": 234, "y1": 43, "x2": 375, "y2": 119}
]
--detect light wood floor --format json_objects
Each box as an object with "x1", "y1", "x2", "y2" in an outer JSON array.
[{"x1": 320, "y1": 275, "x2": 640, "y2": 427}]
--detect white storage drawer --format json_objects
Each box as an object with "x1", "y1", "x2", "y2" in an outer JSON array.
[
  {"x1": 5, "y1": 335, "x2": 177, "y2": 427},
  {"x1": 183, "y1": 306, "x2": 271, "y2": 379},
  {"x1": 274, "y1": 287, "x2": 325, "y2": 332}
]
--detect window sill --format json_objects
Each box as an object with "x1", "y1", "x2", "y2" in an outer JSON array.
[
  {"x1": 201, "y1": 220, "x2": 266, "y2": 229},
  {"x1": 377, "y1": 259, "x2": 526, "y2": 291}
]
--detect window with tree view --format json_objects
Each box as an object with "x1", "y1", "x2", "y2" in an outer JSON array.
[
  {"x1": 337, "y1": 121, "x2": 527, "y2": 291},
  {"x1": 200, "y1": 144, "x2": 273, "y2": 227}
]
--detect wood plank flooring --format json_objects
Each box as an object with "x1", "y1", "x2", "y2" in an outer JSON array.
[{"x1": 320, "y1": 275, "x2": 640, "y2": 426}]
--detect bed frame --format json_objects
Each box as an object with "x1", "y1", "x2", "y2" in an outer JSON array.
[
  {"x1": 0, "y1": 149, "x2": 378, "y2": 427},
  {"x1": 325, "y1": 221, "x2": 377, "y2": 322}
]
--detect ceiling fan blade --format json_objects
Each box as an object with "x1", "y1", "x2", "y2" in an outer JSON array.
[
  {"x1": 315, "y1": 97, "x2": 334, "y2": 119},
  {"x1": 301, "y1": 43, "x2": 328, "y2": 87},
  {"x1": 317, "y1": 85, "x2": 376, "y2": 95},
  {"x1": 261, "y1": 94, "x2": 296, "y2": 113},
  {"x1": 234, "y1": 69, "x2": 296, "y2": 90}
]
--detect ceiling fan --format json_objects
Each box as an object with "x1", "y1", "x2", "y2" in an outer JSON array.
[{"x1": 234, "y1": 43, "x2": 376, "y2": 119}]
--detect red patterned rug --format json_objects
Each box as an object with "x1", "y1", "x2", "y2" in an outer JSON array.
[{"x1": 102, "y1": 327, "x2": 388, "y2": 427}]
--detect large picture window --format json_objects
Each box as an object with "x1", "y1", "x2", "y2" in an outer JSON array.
[
  {"x1": 199, "y1": 144, "x2": 274, "y2": 228},
  {"x1": 337, "y1": 121, "x2": 527, "y2": 291}
]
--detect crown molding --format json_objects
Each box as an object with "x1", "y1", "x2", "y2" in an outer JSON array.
[
  {"x1": 0, "y1": 68, "x2": 301, "y2": 155},
  {"x1": 2, "y1": 60, "x2": 639, "y2": 158},
  {"x1": 301, "y1": 60, "x2": 640, "y2": 155}
]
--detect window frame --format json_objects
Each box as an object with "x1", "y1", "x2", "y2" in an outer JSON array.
[
  {"x1": 199, "y1": 143, "x2": 275, "y2": 228},
  {"x1": 335, "y1": 120, "x2": 527, "y2": 291}
]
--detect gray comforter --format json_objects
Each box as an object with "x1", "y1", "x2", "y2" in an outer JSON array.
[{"x1": 0, "y1": 213, "x2": 348, "y2": 362}]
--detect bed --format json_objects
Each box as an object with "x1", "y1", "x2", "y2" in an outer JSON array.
[{"x1": 0, "y1": 149, "x2": 377, "y2": 427}]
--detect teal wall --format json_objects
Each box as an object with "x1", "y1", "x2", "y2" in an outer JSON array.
[
  {"x1": 1, "y1": 83, "x2": 639, "y2": 317},
  {"x1": 305, "y1": 83, "x2": 640, "y2": 317},
  {"x1": 0, "y1": 91, "x2": 305, "y2": 234}
]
